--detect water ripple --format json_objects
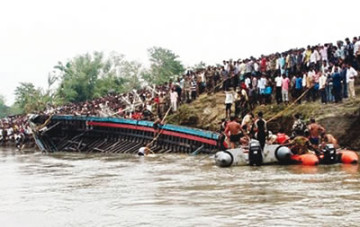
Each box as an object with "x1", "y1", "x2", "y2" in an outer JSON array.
[{"x1": 0, "y1": 148, "x2": 359, "y2": 226}]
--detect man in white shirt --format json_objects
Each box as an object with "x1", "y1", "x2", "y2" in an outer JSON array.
[
  {"x1": 319, "y1": 45, "x2": 328, "y2": 62},
  {"x1": 310, "y1": 47, "x2": 321, "y2": 70},
  {"x1": 244, "y1": 75, "x2": 251, "y2": 89},
  {"x1": 170, "y1": 88, "x2": 178, "y2": 112},
  {"x1": 354, "y1": 37, "x2": 360, "y2": 67},
  {"x1": 258, "y1": 75, "x2": 267, "y2": 104},
  {"x1": 275, "y1": 74, "x2": 283, "y2": 104},
  {"x1": 319, "y1": 72, "x2": 327, "y2": 104},
  {"x1": 239, "y1": 60, "x2": 246, "y2": 81},
  {"x1": 225, "y1": 90, "x2": 234, "y2": 119},
  {"x1": 354, "y1": 38, "x2": 360, "y2": 57},
  {"x1": 346, "y1": 64, "x2": 358, "y2": 98}
]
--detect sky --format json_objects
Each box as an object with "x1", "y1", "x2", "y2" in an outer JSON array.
[{"x1": 1, "y1": 0, "x2": 359, "y2": 106}]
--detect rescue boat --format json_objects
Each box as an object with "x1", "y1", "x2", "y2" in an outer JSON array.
[{"x1": 215, "y1": 140, "x2": 358, "y2": 167}]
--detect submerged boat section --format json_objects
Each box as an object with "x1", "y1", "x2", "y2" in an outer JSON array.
[{"x1": 30, "y1": 115, "x2": 221, "y2": 154}]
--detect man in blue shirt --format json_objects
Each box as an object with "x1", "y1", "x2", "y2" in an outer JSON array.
[
  {"x1": 332, "y1": 67, "x2": 342, "y2": 103},
  {"x1": 340, "y1": 64, "x2": 348, "y2": 99},
  {"x1": 295, "y1": 74, "x2": 303, "y2": 104}
]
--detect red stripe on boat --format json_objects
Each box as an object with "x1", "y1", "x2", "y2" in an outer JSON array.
[{"x1": 87, "y1": 121, "x2": 217, "y2": 145}]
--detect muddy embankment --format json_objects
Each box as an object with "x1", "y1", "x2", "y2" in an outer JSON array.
[{"x1": 168, "y1": 88, "x2": 360, "y2": 150}]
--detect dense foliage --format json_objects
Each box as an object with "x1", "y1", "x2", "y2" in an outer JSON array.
[
  {"x1": 7, "y1": 47, "x2": 185, "y2": 114},
  {"x1": 142, "y1": 47, "x2": 184, "y2": 84},
  {"x1": 0, "y1": 95, "x2": 10, "y2": 118}
]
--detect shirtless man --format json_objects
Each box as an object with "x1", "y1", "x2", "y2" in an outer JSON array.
[
  {"x1": 321, "y1": 133, "x2": 339, "y2": 149},
  {"x1": 308, "y1": 118, "x2": 326, "y2": 147},
  {"x1": 224, "y1": 116, "x2": 243, "y2": 149},
  {"x1": 241, "y1": 112, "x2": 254, "y2": 135}
]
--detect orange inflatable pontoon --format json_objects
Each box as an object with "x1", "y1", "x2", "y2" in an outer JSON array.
[{"x1": 291, "y1": 153, "x2": 319, "y2": 166}]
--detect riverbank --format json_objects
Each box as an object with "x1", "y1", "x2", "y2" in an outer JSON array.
[{"x1": 168, "y1": 86, "x2": 360, "y2": 150}]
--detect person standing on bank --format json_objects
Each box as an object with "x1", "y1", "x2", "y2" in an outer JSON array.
[
  {"x1": 346, "y1": 63, "x2": 358, "y2": 99},
  {"x1": 281, "y1": 74, "x2": 290, "y2": 105},
  {"x1": 319, "y1": 71, "x2": 327, "y2": 104},
  {"x1": 275, "y1": 73, "x2": 283, "y2": 104},
  {"x1": 224, "y1": 89, "x2": 234, "y2": 119},
  {"x1": 332, "y1": 67, "x2": 342, "y2": 103}
]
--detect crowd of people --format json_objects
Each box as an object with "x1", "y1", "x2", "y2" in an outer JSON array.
[
  {"x1": 0, "y1": 115, "x2": 33, "y2": 148},
  {"x1": 220, "y1": 36, "x2": 360, "y2": 119},
  {"x1": 1, "y1": 35, "x2": 359, "y2": 149},
  {"x1": 217, "y1": 36, "x2": 359, "y2": 153}
]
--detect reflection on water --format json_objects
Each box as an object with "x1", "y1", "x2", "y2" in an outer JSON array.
[{"x1": 0, "y1": 147, "x2": 360, "y2": 226}]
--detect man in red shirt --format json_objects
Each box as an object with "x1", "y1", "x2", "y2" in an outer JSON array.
[{"x1": 281, "y1": 74, "x2": 290, "y2": 105}]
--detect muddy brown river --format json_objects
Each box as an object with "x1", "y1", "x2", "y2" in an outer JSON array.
[{"x1": 1, "y1": 147, "x2": 360, "y2": 226}]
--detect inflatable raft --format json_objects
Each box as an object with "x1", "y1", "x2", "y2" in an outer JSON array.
[{"x1": 215, "y1": 140, "x2": 358, "y2": 167}]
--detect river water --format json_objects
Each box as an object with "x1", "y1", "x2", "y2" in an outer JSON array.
[{"x1": 1, "y1": 147, "x2": 360, "y2": 227}]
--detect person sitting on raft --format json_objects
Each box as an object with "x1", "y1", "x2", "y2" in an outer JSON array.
[
  {"x1": 285, "y1": 135, "x2": 313, "y2": 155},
  {"x1": 320, "y1": 133, "x2": 339, "y2": 149},
  {"x1": 276, "y1": 128, "x2": 290, "y2": 144},
  {"x1": 284, "y1": 129, "x2": 321, "y2": 155},
  {"x1": 291, "y1": 113, "x2": 307, "y2": 137},
  {"x1": 266, "y1": 131, "x2": 278, "y2": 145}
]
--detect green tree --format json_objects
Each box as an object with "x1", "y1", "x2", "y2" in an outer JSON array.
[
  {"x1": 8, "y1": 104, "x2": 23, "y2": 116},
  {"x1": 121, "y1": 60, "x2": 142, "y2": 90},
  {"x1": 54, "y1": 51, "x2": 142, "y2": 103},
  {"x1": 94, "y1": 53, "x2": 143, "y2": 97},
  {"x1": 55, "y1": 52, "x2": 104, "y2": 104},
  {"x1": 191, "y1": 61, "x2": 207, "y2": 71},
  {"x1": 0, "y1": 95, "x2": 9, "y2": 118},
  {"x1": 14, "y1": 82, "x2": 48, "y2": 113},
  {"x1": 142, "y1": 47, "x2": 184, "y2": 84}
]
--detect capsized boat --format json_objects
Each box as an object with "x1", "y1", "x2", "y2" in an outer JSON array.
[{"x1": 215, "y1": 140, "x2": 358, "y2": 167}]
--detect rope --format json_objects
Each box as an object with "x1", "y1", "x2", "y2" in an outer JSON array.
[
  {"x1": 209, "y1": 79, "x2": 224, "y2": 93},
  {"x1": 266, "y1": 86, "x2": 313, "y2": 123},
  {"x1": 145, "y1": 106, "x2": 172, "y2": 148},
  {"x1": 35, "y1": 114, "x2": 54, "y2": 132}
]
